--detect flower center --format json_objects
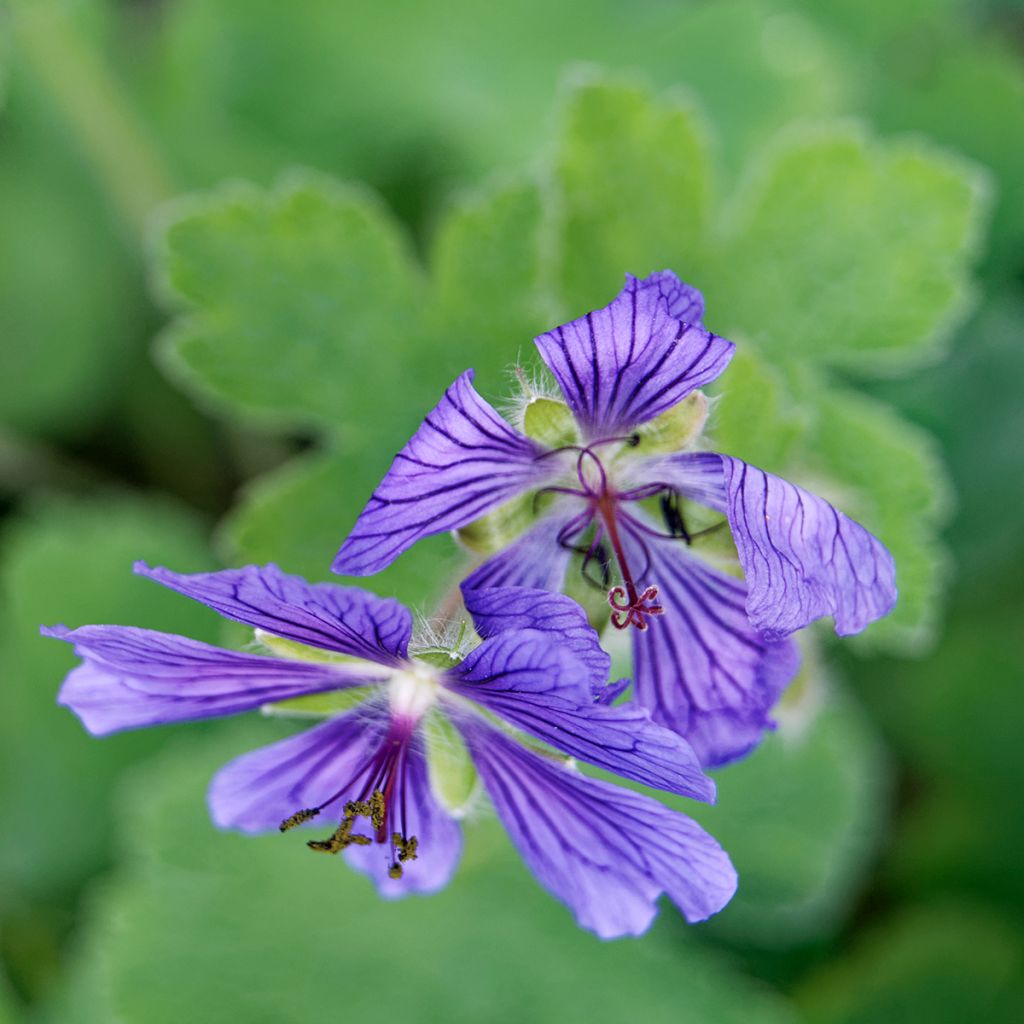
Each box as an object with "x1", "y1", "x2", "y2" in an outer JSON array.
[
  {"x1": 389, "y1": 664, "x2": 441, "y2": 721},
  {"x1": 537, "y1": 439, "x2": 665, "y2": 631}
]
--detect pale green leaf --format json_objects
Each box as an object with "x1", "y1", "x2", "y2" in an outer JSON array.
[
  {"x1": 554, "y1": 73, "x2": 714, "y2": 315},
  {"x1": 56, "y1": 724, "x2": 800, "y2": 1024},
  {"x1": 221, "y1": 447, "x2": 462, "y2": 607},
  {"x1": 0, "y1": 493, "x2": 216, "y2": 901},
  {"x1": 804, "y1": 387, "x2": 952, "y2": 652},
  {"x1": 427, "y1": 178, "x2": 551, "y2": 381},
  {"x1": 153, "y1": 170, "x2": 425, "y2": 432},
  {"x1": 708, "y1": 345, "x2": 807, "y2": 471},
  {"x1": 707, "y1": 125, "x2": 989, "y2": 374},
  {"x1": 683, "y1": 684, "x2": 890, "y2": 947}
]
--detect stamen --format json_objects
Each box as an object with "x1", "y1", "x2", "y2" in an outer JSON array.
[
  {"x1": 281, "y1": 724, "x2": 420, "y2": 873},
  {"x1": 279, "y1": 807, "x2": 320, "y2": 832}
]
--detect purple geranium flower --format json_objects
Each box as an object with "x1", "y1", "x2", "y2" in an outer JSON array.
[
  {"x1": 44, "y1": 563, "x2": 737, "y2": 939},
  {"x1": 333, "y1": 271, "x2": 897, "y2": 767}
]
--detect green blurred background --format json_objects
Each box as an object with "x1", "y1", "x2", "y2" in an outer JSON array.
[{"x1": 1, "y1": 1, "x2": 1022, "y2": 1021}]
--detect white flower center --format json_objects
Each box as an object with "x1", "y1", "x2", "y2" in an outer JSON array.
[{"x1": 388, "y1": 663, "x2": 441, "y2": 721}]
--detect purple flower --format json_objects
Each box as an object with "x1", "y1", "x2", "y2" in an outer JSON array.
[
  {"x1": 44, "y1": 563, "x2": 737, "y2": 939},
  {"x1": 333, "y1": 271, "x2": 897, "y2": 766}
]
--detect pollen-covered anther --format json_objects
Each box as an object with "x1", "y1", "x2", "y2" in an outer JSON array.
[
  {"x1": 279, "y1": 807, "x2": 320, "y2": 832},
  {"x1": 608, "y1": 584, "x2": 664, "y2": 631},
  {"x1": 304, "y1": 790, "x2": 386, "y2": 854},
  {"x1": 388, "y1": 832, "x2": 419, "y2": 878}
]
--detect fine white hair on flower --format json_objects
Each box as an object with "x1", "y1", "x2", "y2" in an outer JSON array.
[
  {"x1": 499, "y1": 361, "x2": 564, "y2": 431},
  {"x1": 409, "y1": 615, "x2": 479, "y2": 661}
]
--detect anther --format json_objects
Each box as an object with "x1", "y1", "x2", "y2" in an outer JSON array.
[{"x1": 279, "y1": 807, "x2": 320, "y2": 832}]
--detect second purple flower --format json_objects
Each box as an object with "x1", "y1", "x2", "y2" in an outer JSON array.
[{"x1": 333, "y1": 271, "x2": 897, "y2": 766}]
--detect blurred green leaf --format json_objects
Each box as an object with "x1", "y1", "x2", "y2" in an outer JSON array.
[
  {"x1": 851, "y1": 598, "x2": 1024, "y2": 912},
  {"x1": 54, "y1": 724, "x2": 800, "y2": 1024},
  {"x1": 866, "y1": 296, "x2": 1024, "y2": 598},
  {"x1": 0, "y1": 493, "x2": 215, "y2": 903},
  {"x1": 853, "y1": 600, "x2": 1023, "y2": 801},
  {"x1": 707, "y1": 125, "x2": 988, "y2": 374},
  {"x1": 554, "y1": 74, "x2": 713, "y2": 315},
  {"x1": 683, "y1": 684, "x2": 890, "y2": 948},
  {"x1": 427, "y1": 177, "x2": 550, "y2": 377},
  {"x1": 221, "y1": 447, "x2": 458, "y2": 606},
  {"x1": 0, "y1": 122, "x2": 140, "y2": 437},
  {"x1": 886, "y1": 786, "x2": 1024, "y2": 914},
  {"x1": 795, "y1": 902, "x2": 1024, "y2": 1024},
  {"x1": 806, "y1": 388, "x2": 951, "y2": 652},
  {"x1": 154, "y1": 170, "x2": 425, "y2": 432},
  {"x1": 708, "y1": 345, "x2": 808, "y2": 472}
]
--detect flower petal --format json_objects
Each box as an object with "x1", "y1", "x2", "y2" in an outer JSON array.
[
  {"x1": 460, "y1": 510, "x2": 576, "y2": 592},
  {"x1": 533, "y1": 274, "x2": 733, "y2": 438},
  {"x1": 460, "y1": 585, "x2": 610, "y2": 695},
  {"x1": 621, "y1": 522, "x2": 801, "y2": 767},
  {"x1": 43, "y1": 624, "x2": 382, "y2": 735},
  {"x1": 135, "y1": 563, "x2": 413, "y2": 665},
  {"x1": 459, "y1": 717, "x2": 736, "y2": 938},
  {"x1": 450, "y1": 629, "x2": 714, "y2": 801},
  {"x1": 636, "y1": 268, "x2": 705, "y2": 326},
  {"x1": 717, "y1": 455, "x2": 898, "y2": 638},
  {"x1": 333, "y1": 370, "x2": 552, "y2": 576},
  {"x1": 210, "y1": 711, "x2": 462, "y2": 897}
]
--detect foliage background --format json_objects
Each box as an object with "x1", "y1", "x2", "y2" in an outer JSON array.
[{"x1": 1, "y1": 1, "x2": 1022, "y2": 1021}]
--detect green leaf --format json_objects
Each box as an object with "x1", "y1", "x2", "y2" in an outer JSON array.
[
  {"x1": 554, "y1": 73, "x2": 713, "y2": 315},
  {"x1": 708, "y1": 346, "x2": 807, "y2": 471},
  {"x1": 427, "y1": 177, "x2": 551, "y2": 381},
  {"x1": 662, "y1": 1, "x2": 849, "y2": 177},
  {"x1": 852, "y1": 600, "x2": 1023, "y2": 803},
  {"x1": 0, "y1": 115, "x2": 141, "y2": 438},
  {"x1": 683, "y1": 683, "x2": 890, "y2": 948},
  {"x1": 153, "y1": 170, "x2": 425, "y2": 432},
  {"x1": 805, "y1": 387, "x2": 951, "y2": 652},
  {"x1": 221, "y1": 447, "x2": 461, "y2": 607},
  {"x1": 795, "y1": 902, "x2": 1024, "y2": 1024},
  {"x1": 57, "y1": 723, "x2": 800, "y2": 1024},
  {"x1": 0, "y1": 493, "x2": 216, "y2": 902},
  {"x1": 872, "y1": 36, "x2": 1024, "y2": 284},
  {"x1": 707, "y1": 125, "x2": 989, "y2": 374}
]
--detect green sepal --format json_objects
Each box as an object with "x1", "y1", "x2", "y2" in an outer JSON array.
[
  {"x1": 455, "y1": 493, "x2": 537, "y2": 555},
  {"x1": 424, "y1": 710, "x2": 479, "y2": 816},
  {"x1": 522, "y1": 396, "x2": 578, "y2": 448},
  {"x1": 415, "y1": 649, "x2": 465, "y2": 670},
  {"x1": 633, "y1": 392, "x2": 709, "y2": 454},
  {"x1": 262, "y1": 687, "x2": 373, "y2": 719},
  {"x1": 254, "y1": 628, "x2": 366, "y2": 664}
]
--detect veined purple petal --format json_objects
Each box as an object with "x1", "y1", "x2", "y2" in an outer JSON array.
[
  {"x1": 450, "y1": 627, "x2": 714, "y2": 801},
  {"x1": 460, "y1": 585, "x2": 610, "y2": 696},
  {"x1": 717, "y1": 456, "x2": 898, "y2": 639},
  {"x1": 635, "y1": 269, "x2": 705, "y2": 327},
  {"x1": 135, "y1": 563, "x2": 412, "y2": 665},
  {"x1": 43, "y1": 624, "x2": 383, "y2": 736},
  {"x1": 452, "y1": 628, "x2": 592, "y2": 705},
  {"x1": 460, "y1": 511, "x2": 575, "y2": 593},
  {"x1": 534, "y1": 274, "x2": 734, "y2": 438},
  {"x1": 459, "y1": 717, "x2": 736, "y2": 938},
  {"x1": 333, "y1": 370, "x2": 553, "y2": 576},
  {"x1": 622, "y1": 522, "x2": 800, "y2": 767},
  {"x1": 634, "y1": 450, "x2": 729, "y2": 509},
  {"x1": 210, "y1": 710, "x2": 461, "y2": 897}
]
